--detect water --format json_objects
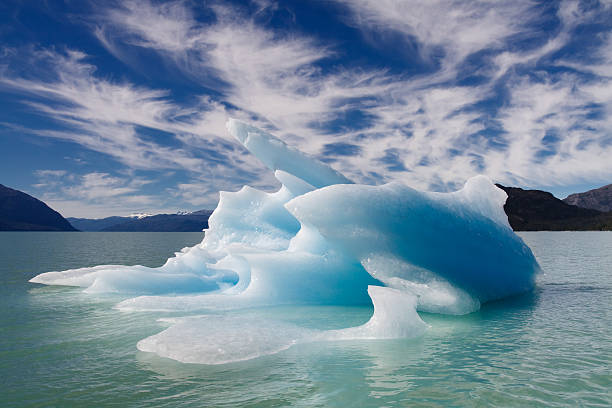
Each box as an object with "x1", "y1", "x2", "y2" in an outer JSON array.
[{"x1": 1, "y1": 231, "x2": 610, "y2": 407}]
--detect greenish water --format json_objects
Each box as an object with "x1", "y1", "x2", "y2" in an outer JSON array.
[{"x1": 1, "y1": 231, "x2": 610, "y2": 407}]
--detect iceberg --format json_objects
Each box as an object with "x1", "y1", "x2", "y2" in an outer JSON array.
[{"x1": 30, "y1": 119, "x2": 540, "y2": 364}]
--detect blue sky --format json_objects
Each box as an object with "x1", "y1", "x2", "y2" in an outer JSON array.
[{"x1": 1, "y1": 0, "x2": 612, "y2": 217}]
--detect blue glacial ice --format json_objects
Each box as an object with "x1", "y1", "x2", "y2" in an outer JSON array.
[
  {"x1": 30, "y1": 119, "x2": 540, "y2": 364},
  {"x1": 137, "y1": 286, "x2": 428, "y2": 365}
]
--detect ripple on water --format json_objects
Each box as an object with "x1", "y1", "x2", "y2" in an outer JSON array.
[{"x1": 1, "y1": 231, "x2": 611, "y2": 407}]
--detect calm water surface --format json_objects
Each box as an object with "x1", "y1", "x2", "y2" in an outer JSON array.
[{"x1": 0, "y1": 231, "x2": 610, "y2": 407}]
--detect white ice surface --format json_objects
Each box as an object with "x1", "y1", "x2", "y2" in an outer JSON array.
[{"x1": 137, "y1": 286, "x2": 427, "y2": 365}]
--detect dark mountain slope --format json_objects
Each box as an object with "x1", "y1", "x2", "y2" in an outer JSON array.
[
  {"x1": 496, "y1": 184, "x2": 612, "y2": 231},
  {"x1": 563, "y1": 184, "x2": 612, "y2": 212},
  {"x1": 0, "y1": 184, "x2": 77, "y2": 231}
]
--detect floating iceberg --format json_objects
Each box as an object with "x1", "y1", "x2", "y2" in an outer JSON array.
[{"x1": 30, "y1": 119, "x2": 540, "y2": 364}]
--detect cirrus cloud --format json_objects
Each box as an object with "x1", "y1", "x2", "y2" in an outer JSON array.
[{"x1": 1, "y1": 0, "x2": 612, "y2": 217}]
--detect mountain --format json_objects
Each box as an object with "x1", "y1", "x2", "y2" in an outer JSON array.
[
  {"x1": 4, "y1": 180, "x2": 611, "y2": 233},
  {"x1": 0, "y1": 184, "x2": 77, "y2": 231},
  {"x1": 496, "y1": 184, "x2": 612, "y2": 231},
  {"x1": 69, "y1": 210, "x2": 213, "y2": 232},
  {"x1": 563, "y1": 184, "x2": 612, "y2": 212},
  {"x1": 67, "y1": 216, "x2": 133, "y2": 231},
  {"x1": 101, "y1": 211, "x2": 212, "y2": 232}
]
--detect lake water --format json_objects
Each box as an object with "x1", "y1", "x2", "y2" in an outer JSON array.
[{"x1": 0, "y1": 231, "x2": 610, "y2": 407}]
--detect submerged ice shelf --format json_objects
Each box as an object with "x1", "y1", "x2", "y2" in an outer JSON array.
[{"x1": 30, "y1": 119, "x2": 540, "y2": 364}]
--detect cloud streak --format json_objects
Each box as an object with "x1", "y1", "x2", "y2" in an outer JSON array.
[
  {"x1": 91, "y1": 0, "x2": 612, "y2": 190},
  {"x1": 31, "y1": 170, "x2": 160, "y2": 218},
  {"x1": 2, "y1": 0, "x2": 612, "y2": 217}
]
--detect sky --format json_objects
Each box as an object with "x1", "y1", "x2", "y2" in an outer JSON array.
[{"x1": 1, "y1": 0, "x2": 612, "y2": 218}]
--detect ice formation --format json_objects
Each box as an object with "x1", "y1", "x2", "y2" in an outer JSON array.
[{"x1": 30, "y1": 119, "x2": 540, "y2": 364}]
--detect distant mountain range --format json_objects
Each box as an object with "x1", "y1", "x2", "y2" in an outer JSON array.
[
  {"x1": 1, "y1": 183, "x2": 211, "y2": 232},
  {"x1": 563, "y1": 184, "x2": 612, "y2": 212},
  {"x1": 68, "y1": 210, "x2": 212, "y2": 232},
  {"x1": 2, "y1": 182, "x2": 612, "y2": 231},
  {"x1": 0, "y1": 184, "x2": 77, "y2": 231},
  {"x1": 66, "y1": 216, "x2": 136, "y2": 231}
]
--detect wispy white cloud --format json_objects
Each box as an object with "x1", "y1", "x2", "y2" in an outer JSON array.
[
  {"x1": 32, "y1": 169, "x2": 73, "y2": 189},
  {"x1": 4, "y1": 0, "x2": 612, "y2": 217},
  {"x1": 169, "y1": 182, "x2": 222, "y2": 208},
  {"x1": 488, "y1": 74, "x2": 612, "y2": 188},
  {"x1": 96, "y1": 0, "x2": 392, "y2": 149},
  {"x1": 33, "y1": 170, "x2": 172, "y2": 218},
  {"x1": 338, "y1": 0, "x2": 537, "y2": 77},
  {"x1": 63, "y1": 172, "x2": 141, "y2": 200},
  {"x1": 91, "y1": 0, "x2": 612, "y2": 192},
  {"x1": 0, "y1": 46, "x2": 277, "y2": 195},
  {"x1": 36, "y1": 169, "x2": 68, "y2": 178},
  {"x1": 0, "y1": 49, "x2": 234, "y2": 170}
]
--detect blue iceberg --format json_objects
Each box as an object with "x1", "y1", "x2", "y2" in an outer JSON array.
[{"x1": 30, "y1": 119, "x2": 540, "y2": 364}]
